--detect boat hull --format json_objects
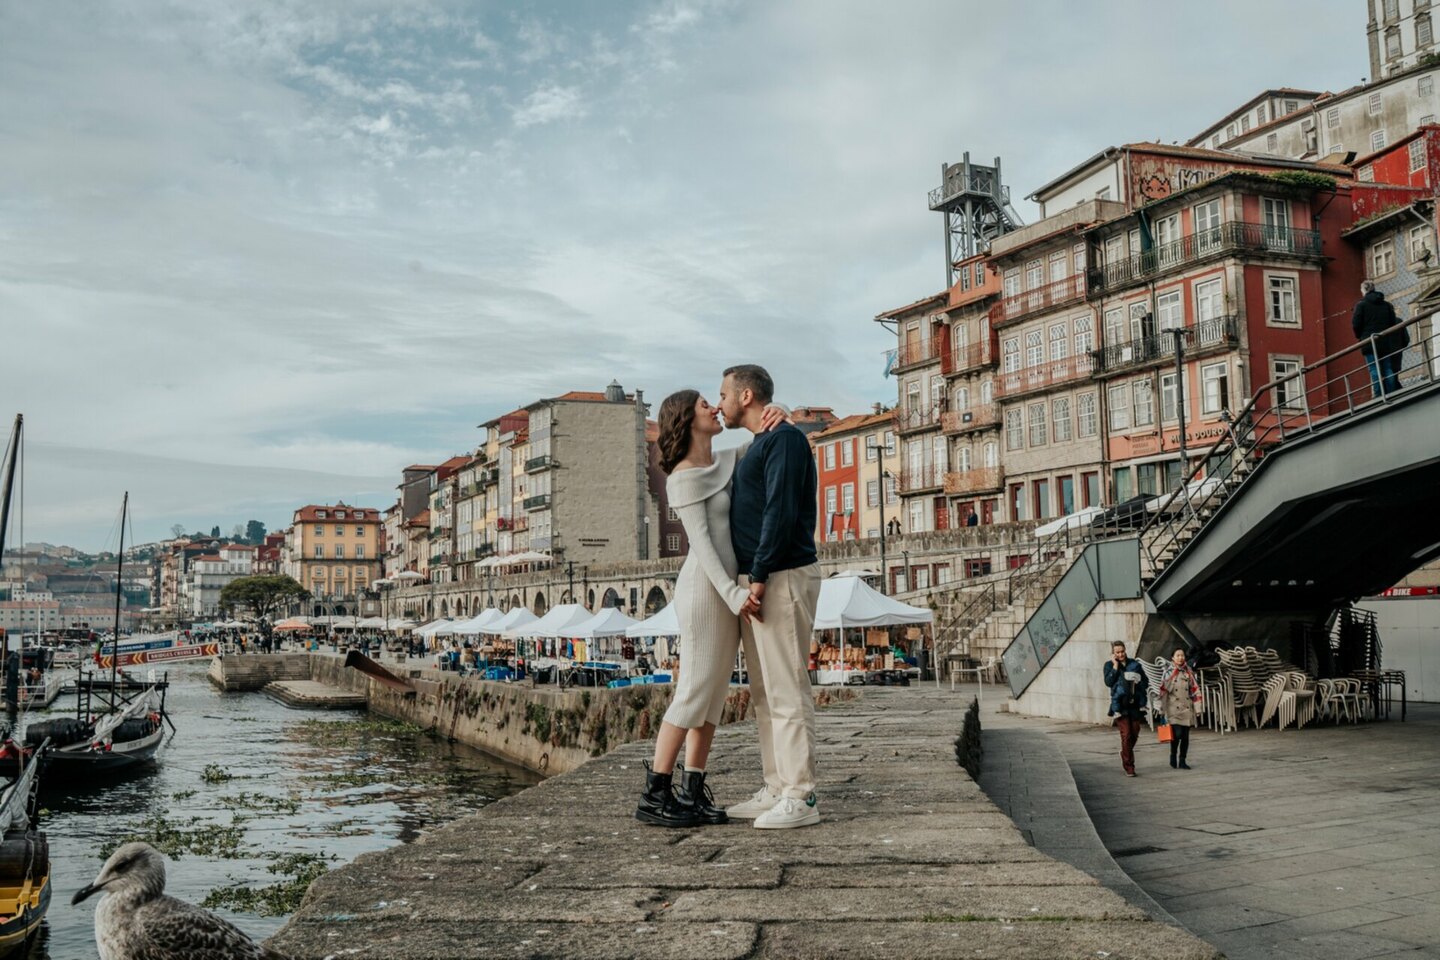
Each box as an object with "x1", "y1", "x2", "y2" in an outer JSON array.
[
  {"x1": 0, "y1": 866, "x2": 49, "y2": 957},
  {"x1": 42, "y1": 727, "x2": 163, "y2": 778}
]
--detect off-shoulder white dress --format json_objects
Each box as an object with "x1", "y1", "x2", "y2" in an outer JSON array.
[{"x1": 662, "y1": 447, "x2": 752, "y2": 729}]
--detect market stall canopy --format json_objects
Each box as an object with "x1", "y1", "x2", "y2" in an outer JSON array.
[
  {"x1": 435, "y1": 609, "x2": 500, "y2": 636},
  {"x1": 1033, "y1": 506, "x2": 1105, "y2": 538},
  {"x1": 354, "y1": 616, "x2": 387, "y2": 629},
  {"x1": 507, "y1": 603, "x2": 594, "y2": 639},
  {"x1": 484, "y1": 607, "x2": 537, "y2": 635},
  {"x1": 470, "y1": 608, "x2": 504, "y2": 630},
  {"x1": 328, "y1": 616, "x2": 359, "y2": 630},
  {"x1": 413, "y1": 619, "x2": 453, "y2": 638},
  {"x1": 273, "y1": 619, "x2": 311, "y2": 632},
  {"x1": 560, "y1": 607, "x2": 639, "y2": 639},
  {"x1": 626, "y1": 604, "x2": 680, "y2": 638},
  {"x1": 813, "y1": 575, "x2": 934, "y2": 629},
  {"x1": 392, "y1": 570, "x2": 425, "y2": 582}
]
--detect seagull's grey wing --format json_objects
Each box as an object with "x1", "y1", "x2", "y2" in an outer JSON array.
[{"x1": 131, "y1": 897, "x2": 287, "y2": 960}]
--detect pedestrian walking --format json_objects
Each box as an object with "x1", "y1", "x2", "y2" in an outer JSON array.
[
  {"x1": 1104, "y1": 641, "x2": 1148, "y2": 777},
  {"x1": 1352, "y1": 280, "x2": 1408, "y2": 398},
  {"x1": 1159, "y1": 648, "x2": 1202, "y2": 770}
]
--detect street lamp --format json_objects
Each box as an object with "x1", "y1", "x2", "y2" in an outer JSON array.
[{"x1": 879, "y1": 466, "x2": 896, "y2": 595}]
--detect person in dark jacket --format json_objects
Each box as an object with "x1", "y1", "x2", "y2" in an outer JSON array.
[
  {"x1": 1104, "y1": 641, "x2": 1148, "y2": 777},
  {"x1": 1352, "y1": 281, "x2": 1407, "y2": 398}
]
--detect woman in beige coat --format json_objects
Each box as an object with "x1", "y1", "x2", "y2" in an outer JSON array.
[
  {"x1": 1159, "y1": 648, "x2": 1203, "y2": 769},
  {"x1": 635, "y1": 389, "x2": 784, "y2": 828}
]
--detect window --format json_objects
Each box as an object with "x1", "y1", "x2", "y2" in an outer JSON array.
[
  {"x1": 1129, "y1": 301, "x2": 1153, "y2": 342},
  {"x1": 1194, "y1": 199, "x2": 1222, "y2": 250},
  {"x1": 1423, "y1": 76, "x2": 1436, "y2": 97},
  {"x1": 1002, "y1": 337, "x2": 1020, "y2": 373},
  {"x1": 1371, "y1": 238, "x2": 1397, "y2": 277},
  {"x1": 932, "y1": 436, "x2": 947, "y2": 473},
  {"x1": 1025, "y1": 330, "x2": 1044, "y2": 368},
  {"x1": 1077, "y1": 393, "x2": 1098, "y2": 438},
  {"x1": 955, "y1": 386, "x2": 969, "y2": 412},
  {"x1": 1410, "y1": 224, "x2": 1431, "y2": 263},
  {"x1": 1240, "y1": 114, "x2": 1251, "y2": 132},
  {"x1": 1006, "y1": 408, "x2": 1023, "y2": 450},
  {"x1": 1003, "y1": 269, "x2": 1019, "y2": 299},
  {"x1": 908, "y1": 500, "x2": 925, "y2": 534},
  {"x1": 1108, "y1": 385, "x2": 1131, "y2": 431},
  {"x1": 885, "y1": 473, "x2": 898, "y2": 504},
  {"x1": 1025, "y1": 258, "x2": 1043, "y2": 290},
  {"x1": 824, "y1": 486, "x2": 838, "y2": 516},
  {"x1": 1104, "y1": 235, "x2": 1123, "y2": 268},
  {"x1": 666, "y1": 534, "x2": 680, "y2": 552},
  {"x1": 1073, "y1": 243, "x2": 1086, "y2": 274},
  {"x1": 975, "y1": 262, "x2": 984, "y2": 286},
  {"x1": 1411, "y1": 138, "x2": 1427, "y2": 172},
  {"x1": 981, "y1": 380, "x2": 993, "y2": 404},
  {"x1": 355, "y1": 525, "x2": 364, "y2": 537},
  {"x1": 1137, "y1": 463, "x2": 1159, "y2": 497},
  {"x1": 1326, "y1": 107, "x2": 1340, "y2": 129},
  {"x1": 1421, "y1": 15, "x2": 1434, "y2": 47},
  {"x1": 1027, "y1": 402, "x2": 1047, "y2": 447},
  {"x1": 1271, "y1": 357, "x2": 1306, "y2": 412},
  {"x1": 1211, "y1": 134, "x2": 1221, "y2": 148},
  {"x1": 884, "y1": 430, "x2": 896, "y2": 455},
  {"x1": 1266, "y1": 133, "x2": 1279, "y2": 153},
  {"x1": 1386, "y1": 27, "x2": 1402, "y2": 57},
  {"x1": 1113, "y1": 466, "x2": 1134, "y2": 502},
  {"x1": 1059, "y1": 475, "x2": 1076, "y2": 516},
  {"x1": 1104, "y1": 307, "x2": 1126, "y2": 348},
  {"x1": 1049, "y1": 322, "x2": 1069, "y2": 361},
  {"x1": 823, "y1": 443, "x2": 836, "y2": 470},
  {"x1": 840, "y1": 438, "x2": 854, "y2": 467},
  {"x1": 1134, "y1": 378, "x2": 1155, "y2": 426},
  {"x1": 1257, "y1": 104, "x2": 1268, "y2": 124},
  {"x1": 1285, "y1": 99, "x2": 1298, "y2": 114},
  {"x1": 334, "y1": 525, "x2": 344, "y2": 536},
  {"x1": 1372, "y1": 129, "x2": 1388, "y2": 151},
  {"x1": 913, "y1": 566, "x2": 930, "y2": 590},
  {"x1": 1160, "y1": 372, "x2": 1179, "y2": 422},
  {"x1": 335, "y1": 509, "x2": 346, "y2": 519},
  {"x1": 1201, "y1": 362, "x2": 1230, "y2": 415},
  {"x1": 313, "y1": 545, "x2": 324, "y2": 559},
  {"x1": 957, "y1": 447, "x2": 972, "y2": 472},
  {"x1": 1156, "y1": 290, "x2": 1183, "y2": 332},
  {"x1": 313, "y1": 524, "x2": 322, "y2": 535},
  {"x1": 1359, "y1": 163, "x2": 1375, "y2": 182},
  {"x1": 1052, "y1": 397, "x2": 1072, "y2": 442},
  {"x1": 1268, "y1": 275, "x2": 1299, "y2": 325},
  {"x1": 1423, "y1": 116, "x2": 1436, "y2": 125},
  {"x1": 1033, "y1": 479, "x2": 1052, "y2": 520},
  {"x1": 1384, "y1": 0, "x2": 1399, "y2": 21},
  {"x1": 1195, "y1": 277, "x2": 1224, "y2": 325},
  {"x1": 1097, "y1": 186, "x2": 1112, "y2": 200},
  {"x1": 983, "y1": 441, "x2": 997, "y2": 467},
  {"x1": 1074, "y1": 315, "x2": 1094, "y2": 356},
  {"x1": 867, "y1": 479, "x2": 880, "y2": 507},
  {"x1": 865, "y1": 434, "x2": 878, "y2": 461},
  {"x1": 1226, "y1": 122, "x2": 1236, "y2": 140},
  {"x1": 1369, "y1": 93, "x2": 1384, "y2": 116},
  {"x1": 841, "y1": 483, "x2": 855, "y2": 513},
  {"x1": 356, "y1": 545, "x2": 366, "y2": 559},
  {"x1": 1084, "y1": 472, "x2": 1101, "y2": 509},
  {"x1": 1048, "y1": 251, "x2": 1068, "y2": 282},
  {"x1": 316, "y1": 510, "x2": 327, "y2": 519},
  {"x1": 334, "y1": 544, "x2": 345, "y2": 559},
  {"x1": 1155, "y1": 214, "x2": 1180, "y2": 263}
]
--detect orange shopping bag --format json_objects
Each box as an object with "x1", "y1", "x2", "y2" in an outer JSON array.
[{"x1": 1156, "y1": 723, "x2": 1174, "y2": 743}]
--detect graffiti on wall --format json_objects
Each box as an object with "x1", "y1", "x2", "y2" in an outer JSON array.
[{"x1": 1132, "y1": 155, "x2": 1231, "y2": 202}]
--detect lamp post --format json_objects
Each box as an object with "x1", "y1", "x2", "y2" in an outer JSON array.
[
  {"x1": 879, "y1": 466, "x2": 895, "y2": 594},
  {"x1": 1171, "y1": 327, "x2": 1189, "y2": 471}
]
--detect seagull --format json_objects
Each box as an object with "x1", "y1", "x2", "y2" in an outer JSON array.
[{"x1": 73, "y1": 842, "x2": 290, "y2": 960}]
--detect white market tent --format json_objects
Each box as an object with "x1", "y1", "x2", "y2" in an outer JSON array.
[
  {"x1": 355, "y1": 616, "x2": 387, "y2": 629},
  {"x1": 434, "y1": 607, "x2": 503, "y2": 636},
  {"x1": 814, "y1": 574, "x2": 933, "y2": 686},
  {"x1": 560, "y1": 607, "x2": 639, "y2": 639},
  {"x1": 414, "y1": 619, "x2": 453, "y2": 639},
  {"x1": 814, "y1": 574, "x2": 933, "y2": 629},
  {"x1": 626, "y1": 604, "x2": 680, "y2": 638},
  {"x1": 483, "y1": 607, "x2": 537, "y2": 635},
  {"x1": 507, "y1": 603, "x2": 594, "y2": 639}
]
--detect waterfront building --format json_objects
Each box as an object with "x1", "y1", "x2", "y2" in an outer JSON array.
[
  {"x1": 939, "y1": 254, "x2": 1005, "y2": 526},
  {"x1": 878, "y1": 289, "x2": 950, "y2": 533},
  {"x1": 425, "y1": 454, "x2": 472, "y2": 585},
  {"x1": 646, "y1": 420, "x2": 689, "y2": 559},
  {"x1": 187, "y1": 546, "x2": 254, "y2": 619},
  {"x1": 1369, "y1": 0, "x2": 1440, "y2": 81},
  {"x1": 810, "y1": 410, "x2": 901, "y2": 545},
  {"x1": 283, "y1": 504, "x2": 383, "y2": 616}
]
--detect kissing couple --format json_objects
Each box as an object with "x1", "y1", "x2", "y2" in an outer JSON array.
[{"x1": 635, "y1": 364, "x2": 822, "y2": 830}]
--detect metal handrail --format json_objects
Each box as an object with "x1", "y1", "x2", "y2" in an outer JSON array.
[{"x1": 1139, "y1": 314, "x2": 1439, "y2": 575}]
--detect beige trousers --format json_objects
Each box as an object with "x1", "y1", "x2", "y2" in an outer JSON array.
[{"x1": 739, "y1": 564, "x2": 822, "y2": 800}]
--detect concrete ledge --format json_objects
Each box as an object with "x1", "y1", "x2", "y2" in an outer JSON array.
[
  {"x1": 268, "y1": 689, "x2": 1219, "y2": 960},
  {"x1": 261, "y1": 680, "x2": 366, "y2": 710}
]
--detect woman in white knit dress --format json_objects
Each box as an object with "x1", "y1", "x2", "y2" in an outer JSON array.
[{"x1": 635, "y1": 389, "x2": 784, "y2": 828}]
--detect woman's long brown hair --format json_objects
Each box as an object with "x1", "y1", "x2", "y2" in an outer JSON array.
[{"x1": 657, "y1": 389, "x2": 700, "y2": 475}]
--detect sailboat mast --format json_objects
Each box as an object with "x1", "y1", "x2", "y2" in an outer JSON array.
[
  {"x1": 112, "y1": 492, "x2": 127, "y2": 706},
  {"x1": 0, "y1": 415, "x2": 21, "y2": 697}
]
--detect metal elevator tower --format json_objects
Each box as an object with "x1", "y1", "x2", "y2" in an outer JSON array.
[{"x1": 928, "y1": 153, "x2": 1023, "y2": 286}]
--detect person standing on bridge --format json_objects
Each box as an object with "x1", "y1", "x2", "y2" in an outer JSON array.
[
  {"x1": 720, "y1": 364, "x2": 823, "y2": 830},
  {"x1": 637, "y1": 389, "x2": 787, "y2": 828},
  {"x1": 1105, "y1": 641, "x2": 1148, "y2": 777},
  {"x1": 1352, "y1": 280, "x2": 1408, "y2": 398}
]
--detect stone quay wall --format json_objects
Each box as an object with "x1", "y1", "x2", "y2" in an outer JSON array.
[{"x1": 206, "y1": 652, "x2": 312, "y2": 691}]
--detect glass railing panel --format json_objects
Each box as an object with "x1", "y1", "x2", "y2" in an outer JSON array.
[
  {"x1": 1003, "y1": 624, "x2": 1041, "y2": 697},
  {"x1": 1053, "y1": 550, "x2": 1102, "y2": 634},
  {"x1": 1029, "y1": 591, "x2": 1070, "y2": 666},
  {"x1": 1095, "y1": 538, "x2": 1143, "y2": 599}
]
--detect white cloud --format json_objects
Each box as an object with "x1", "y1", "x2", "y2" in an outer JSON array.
[{"x1": 512, "y1": 83, "x2": 586, "y2": 127}]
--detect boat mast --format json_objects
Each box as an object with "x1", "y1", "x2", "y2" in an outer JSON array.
[
  {"x1": 0, "y1": 415, "x2": 21, "y2": 709},
  {"x1": 111, "y1": 492, "x2": 127, "y2": 710}
]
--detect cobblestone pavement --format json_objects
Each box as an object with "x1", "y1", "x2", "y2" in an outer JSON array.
[
  {"x1": 270, "y1": 686, "x2": 1216, "y2": 959},
  {"x1": 986, "y1": 695, "x2": 1440, "y2": 960}
]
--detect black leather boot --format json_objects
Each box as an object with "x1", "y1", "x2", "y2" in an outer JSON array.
[
  {"x1": 635, "y1": 762, "x2": 698, "y2": 828},
  {"x1": 676, "y1": 768, "x2": 728, "y2": 825}
]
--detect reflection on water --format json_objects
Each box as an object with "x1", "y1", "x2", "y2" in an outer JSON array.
[{"x1": 16, "y1": 661, "x2": 541, "y2": 960}]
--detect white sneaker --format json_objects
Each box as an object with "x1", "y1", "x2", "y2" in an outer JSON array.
[
  {"x1": 725, "y1": 786, "x2": 780, "y2": 819},
  {"x1": 753, "y1": 794, "x2": 820, "y2": 830}
]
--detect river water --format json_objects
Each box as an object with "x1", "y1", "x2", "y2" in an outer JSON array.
[{"x1": 16, "y1": 659, "x2": 542, "y2": 960}]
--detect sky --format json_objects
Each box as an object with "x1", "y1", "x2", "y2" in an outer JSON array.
[{"x1": 0, "y1": 1, "x2": 1367, "y2": 551}]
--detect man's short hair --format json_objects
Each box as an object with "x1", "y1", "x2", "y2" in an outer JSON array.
[
  {"x1": 723, "y1": 364, "x2": 774, "y2": 405},
  {"x1": 1361, "y1": 280, "x2": 1376, "y2": 294},
  {"x1": 1111, "y1": 641, "x2": 1127, "y2": 651}
]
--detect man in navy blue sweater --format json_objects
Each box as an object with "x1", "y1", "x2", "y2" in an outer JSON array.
[{"x1": 717, "y1": 364, "x2": 823, "y2": 829}]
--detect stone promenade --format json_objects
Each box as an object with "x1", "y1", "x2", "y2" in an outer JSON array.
[{"x1": 270, "y1": 687, "x2": 1217, "y2": 959}]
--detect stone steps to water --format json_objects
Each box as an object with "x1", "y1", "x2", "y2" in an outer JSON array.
[{"x1": 262, "y1": 679, "x2": 367, "y2": 710}]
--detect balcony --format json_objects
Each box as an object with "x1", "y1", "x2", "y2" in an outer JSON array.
[
  {"x1": 509, "y1": 516, "x2": 529, "y2": 532},
  {"x1": 996, "y1": 354, "x2": 1096, "y2": 399},
  {"x1": 1091, "y1": 316, "x2": 1240, "y2": 376},
  {"x1": 989, "y1": 273, "x2": 1086, "y2": 327},
  {"x1": 1090, "y1": 223, "x2": 1323, "y2": 295},
  {"x1": 523, "y1": 493, "x2": 551, "y2": 511},
  {"x1": 897, "y1": 463, "x2": 946, "y2": 494},
  {"x1": 472, "y1": 543, "x2": 493, "y2": 559},
  {"x1": 941, "y1": 404, "x2": 1000, "y2": 435},
  {"x1": 893, "y1": 337, "x2": 944, "y2": 372},
  {"x1": 480, "y1": 467, "x2": 499, "y2": 486},
  {"x1": 943, "y1": 339, "x2": 995, "y2": 376},
  {"x1": 894, "y1": 404, "x2": 943, "y2": 435},
  {"x1": 525, "y1": 455, "x2": 552, "y2": 473},
  {"x1": 943, "y1": 467, "x2": 1004, "y2": 496}
]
